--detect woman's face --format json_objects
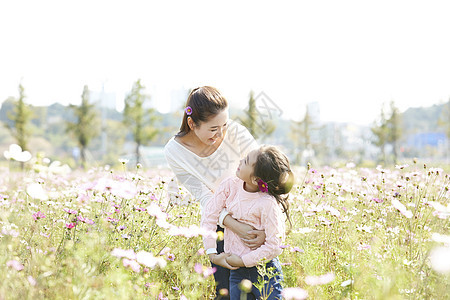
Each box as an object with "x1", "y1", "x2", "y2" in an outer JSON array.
[{"x1": 191, "y1": 109, "x2": 229, "y2": 146}]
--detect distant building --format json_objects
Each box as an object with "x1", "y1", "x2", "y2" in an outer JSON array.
[
  {"x1": 307, "y1": 101, "x2": 320, "y2": 124},
  {"x1": 90, "y1": 88, "x2": 117, "y2": 111},
  {"x1": 407, "y1": 132, "x2": 447, "y2": 148}
]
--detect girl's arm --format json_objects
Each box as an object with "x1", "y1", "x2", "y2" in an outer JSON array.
[
  {"x1": 226, "y1": 254, "x2": 245, "y2": 268},
  {"x1": 222, "y1": 215, "x2": 266, "y2": 250},
  {"x1": 200, "y1": 179, "x2": 232, "y2": 254}
]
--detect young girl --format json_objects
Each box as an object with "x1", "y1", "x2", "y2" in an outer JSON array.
[
  {"x1": 164, "y1": 86, "x2": 266, "y2": 298},
  {"x1": 201, "y1": 145, "x2": 294, "y2": 300}
]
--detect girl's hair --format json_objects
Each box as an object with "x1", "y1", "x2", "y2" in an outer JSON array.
[
  {"x1": 176, "y1": 86, "x2": 228, "y2": 137},
  {"x1": 253, "y1": 145, "x2": 295, "y2": 228}
]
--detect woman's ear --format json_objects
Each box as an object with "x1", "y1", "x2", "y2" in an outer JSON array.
[{"x1": 187, "y1": 117, "x2": 195, "y2": 130}]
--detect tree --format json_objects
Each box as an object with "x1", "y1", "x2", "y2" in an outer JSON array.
[
  {"x1": 123, "y1": 79, "x2": 159, "y2": 165},
  {"x1": 290, "y1": 105, "x2": 315, "y2": 165},
  {"x1": 240, "y1": 91, "x2": 275, "y2": 140},
  {"x1": 4, "y1": 84, "x2": 33, "y2": 152},
  {"x1": 371, "y1": 106, "x2": 389, "y2": 164},
  {"x1": 386, "y1": 101, "x2": 402, "y2": 164},
  {"x1": 437, "y1": 99, "x2": 450, "y2": 139},
  {"x1": 371, "y1": 101, "x2": 402, "y2": 164},
  {"x1": 66, "y1": 85, "x2": 100, "y2": 169}
]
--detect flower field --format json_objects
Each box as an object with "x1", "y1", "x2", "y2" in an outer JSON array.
[{"x1": 1, "y1": 159, "x2": 449, "y2": 299}]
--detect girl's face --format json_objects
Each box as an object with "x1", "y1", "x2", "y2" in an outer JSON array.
[
  {"x1": 191, "y1": 109, "x2": 229, "y2": 146},
  {"x1": 236, "y1": 149, "x2": 260, "y2": 185}
]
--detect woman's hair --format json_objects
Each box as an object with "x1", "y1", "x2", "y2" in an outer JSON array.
[
  {"x1": 176, "y1": 86, "x2": 228, "y2": 137},
  {"x1": 253, "y1": 145, "x2": 294, "y2": 228}
]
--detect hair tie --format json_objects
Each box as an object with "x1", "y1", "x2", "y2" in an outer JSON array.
[
  {"x1": 185, "y1": 106, "x2": 193, "y2": 115},
  {"x1": 257, "y1": 179, "x2": 269, "y2": 193}
]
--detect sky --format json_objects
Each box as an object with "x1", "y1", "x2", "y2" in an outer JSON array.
[{"x1": 1, "y1": 0, "x2": 449, "y2": 125}]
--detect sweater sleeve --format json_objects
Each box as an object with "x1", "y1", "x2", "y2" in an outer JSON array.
[
  {"x1": 164, "y1": 146, "x2": 213, "y2": 209},
  {"x1": 241, "y1": 199, "x2": 285, "y2": 267},
  {"x1": 201, "y1": 179, "x2": 232, "y2": 250}
]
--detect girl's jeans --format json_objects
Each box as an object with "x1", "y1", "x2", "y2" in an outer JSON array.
[
  {"x1": 211, "y1": 226, "x2": 230, "y2": 299},
  {"x1": 229, "y1": 257, "x2": 283, "y2": 300}
]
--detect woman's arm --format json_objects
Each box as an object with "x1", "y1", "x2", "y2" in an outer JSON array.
[{"x1": 223, "y1": 215, "x2": 266, "y2": 250}]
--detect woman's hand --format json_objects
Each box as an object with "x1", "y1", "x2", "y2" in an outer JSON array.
[
  {"x1": 241, "y1": 229, "x2": 266, "y2": 250},
  {"x1": 226, "y1": 254, "x2": 245, "y2": 268},
  {"x1": 223, "y1": 215, "x2": 266, "y2": 250},
  {"x1": 208, "y1": 253, "x2": 239, "y2": 270}
]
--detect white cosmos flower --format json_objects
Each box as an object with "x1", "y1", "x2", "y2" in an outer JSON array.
[
  {"x1": 3, "y1": 144, "x2": 32, "y2": 162},
  {"x1": 429, "y1": 246, "x2": 450, "y2": 274},
  {"x1": 26, "y1": 183, "x2": 48, "y2": 201}
]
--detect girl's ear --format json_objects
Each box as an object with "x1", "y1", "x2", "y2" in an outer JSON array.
[{"x1": 251, "y1": 176, "x2": 259, "y2": 186}]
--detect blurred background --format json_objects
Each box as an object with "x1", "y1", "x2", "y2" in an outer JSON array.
[{"x1": 1, "y1": 0, "x2": 449, "y2": 169}]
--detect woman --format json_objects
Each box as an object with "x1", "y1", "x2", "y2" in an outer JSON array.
[{"x1": 164, "y1": 86, "x2": 266, "y2": 298}]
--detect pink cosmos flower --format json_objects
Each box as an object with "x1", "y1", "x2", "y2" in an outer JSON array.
[
  {"x1": 65, "y1": 223, "x2": 76, "y2": 229},
  {"x1": 158, "y1": 292, "x2": 168, "y2": 300},
  {"x1": 257, "y1": 179, "x2": 269, "y2": 193},
  {"x1": 291, "y1": 247, "x2": 304, "y2": 253},
  {"x1": 136, "y1": 251, "x2": 167, "y2": 269},
  {"x1": 203, "y1": 266, "x2": 216, "y2": 277},
  {"x1": 167, "y1": 253, "x2": 175, "y2": 261},
  {"x1": 1, "y1": 229, "x2": 19, "y2": 237},
  {"x1": 194, "y1": 263, "x2": 216, "y2": 277},
  {"x1": 107, "y1": 217, "x2": 119, "y2": 224},
  {"x1": 6, "y1": 259, "x2": 24, "y2": 271},
  {"x1": 159, "y1": 247, "x2": 171, "y2": 256},
  {"x1": 63, "y1": 208, "x2": 78, "y2": 215},
  {"x1": 194, "y1": 263, "x2": 203, "y2": 274},
  {"x1": 282, "y1": 287, "x2": 308, "y2": 300},
  {"x1": 77, "y1": 215, "x2": 95, "y2": 225},
  {"x1": 122, "y1": 258, "x2": 140, "y2": 272},
  {"x1": 357, "y1": 243, "x2": 371, "y2": 251},
  {"x1": 27, "y1": 275, "x2": 37, "y2": 286},
  {"x1": 32, "y1": 211, "x2": 46, "y2": 221},
  {"x1": 372, "y1": 198, "x2": 383, "y2": 203},
  {"x1": 111, "y1": 248, "x2": 136, "y2": 260}
]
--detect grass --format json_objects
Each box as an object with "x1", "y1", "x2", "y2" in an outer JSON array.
[{"x1": 0, "y1": 159, "x2": 449, "y2": 299}]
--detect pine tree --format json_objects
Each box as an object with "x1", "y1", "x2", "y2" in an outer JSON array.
[
  {"x1": 123, "y1": 79, "x2": 159, "y2": 165},
  {"x1": 240, "y1": 91, "x2": 275, "y2": 140},
  {"x1": 386, "y1": 101, "x2": 402, "y2": 164},
  {"x1": 371, "y1": 102, "x2": 402, "y2": 164},
  {"x1": 290, "y1": 105, "x2": 314, "y2": 165},
  {"x1": 5, "y1": 83, "x2": 33, "y2": 151},
  {"x1": 66, "y1": 85, "x2": 100, "y2": 169}
]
